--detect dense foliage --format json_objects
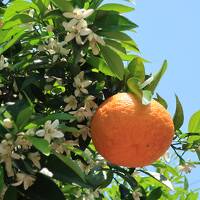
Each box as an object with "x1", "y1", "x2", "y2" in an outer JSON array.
[{"x1": 0, "y1": 0, "x2": 200, "y2": 199}]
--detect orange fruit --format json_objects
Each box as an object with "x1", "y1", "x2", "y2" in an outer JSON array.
[{"x1": 91, "y1": 93, "x2": 174, "y2": 167}]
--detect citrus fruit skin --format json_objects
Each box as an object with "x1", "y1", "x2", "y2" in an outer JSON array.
[{"x1": 91, "y1": 93, "x2": 174, "y2": 167}]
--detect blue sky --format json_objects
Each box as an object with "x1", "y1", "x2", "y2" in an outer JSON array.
[{"x1": 126, "y1": 0, "x2": 200, "y2": 190}]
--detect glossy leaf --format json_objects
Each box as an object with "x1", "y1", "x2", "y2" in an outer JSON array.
[
  {"x1": 154, "y1": 93, "x2": 168, "y2": 109},
  {"x1": 100, "y1": 45, "x2": 124, "y2": 80},
  {"x1": 188, "y1": 110, "x2": 200, "y2": 133},
  {"x1": 127, "y1": 77, "x2": 142, "y2": 99},
  {"x1": 128, "y1": 57, "x2": 145, "y2": 82},
  {"x1": 147, "y1": 187, "x2": 162, "y2": 200},
  {"x1": 173, "y1": 95, "x2": 184, "y2": 130},
  {"x1": 142, "y1": 90, "x2": 153, "y2": 105},
  {"x1": 3, "y1": 186, "x2": 17, "y2": 200},
  {"x1": 144, "y1": 60, "x2": 168, "y2": 93},
  {"x1": 27, "y1": 136, "x2": 51, "y2": 156},
  {"x1": 49, "y1": 0, "x2": 73, "y2": 12},
  {"x1": 99, "y1": 3, "x2": 134, "y2": 13}
]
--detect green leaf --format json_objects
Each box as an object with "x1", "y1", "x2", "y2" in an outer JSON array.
[
  {"x1": 87, "y1": 55, "x2": 116, "y2": 77},
  {"x1": 104, "y1": 39, "x2": 126, "y2": 54},
  {"x1": 16, "y1": 106, "x2": 33, "y2": 129},
  {"x1": 21, "y1": 173, "x2": 65, "y2": 200},
  {"x1": 144, "y1": 60, "x2": 168, "y2": 93},
  {"x1": 184, "y1": 176, "x2": 189, "y2": 190},
  {"x1": 142, "y1": 90, "x2": 153, "y2": 105},
  {"x1": 55, "y1": 153, "x2": 86, "y2": 182},
  {"x1": 27, "y1": 136, "x2": 51, "y2": 156},
  {"x1": 128, "y1": 57, "x2": 145, "y2": 82},
  {"x1": 3, "y1": 186, "x2": 17, "y2": 200},
  {"x1": 140, "y1": 170, "x2": 174, "y2": 191},
  {"x1": 147, "y1": 187, "x2": 162, "y2": 200},
  {"x1": 100, "y1": 45, "x2": 124, "y2": 80},
  {"x1": 100, "y1": 31, "x2": 139, "y2": 52},
  {"x1": 46, "y1": 155, "x2": 88, "y2": 187},
  {"x1": 3, "y1": 0, "x2": 33, "y2": 21},
  {"x1": 127, "y1": 77, "x2": 142, "y2": 99},
  {"x1": 95, "y1": 11, "x2": 137, "y2": 32},
  {"x1": 99, "y1": 3, "x2": 134, "y2": 13},
  {"x1": 188, "y1": 110, "x2": 200, "y2": 133},
  {"x1": 0, "y1": 165, "x2": 4, "y2": 193},
  {"x1": 119, "y1": 184, "x2": 132, "y2": 199},
  {"x1": 173, "y1": 95, "x2": 184, "y2": 130},
  {"x1": 154, "y1": 93, "x2": 168, "y2": 109},
  {"x1": 33, "y1": 0, "x2": 49, "y2": 14},
  {"x1": 2, "y1": 14, "x2": 33, "y2": 29},
  {"x1": 49, "y1": 0, "x2": 73, "y2": 12}
]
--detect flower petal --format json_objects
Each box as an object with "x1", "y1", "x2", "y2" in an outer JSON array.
[
  {"x1": 82, "y1": 9, "x2": 94, "y2": 18},
  {"x1": 63, "y1": 12, "x2": 74, "y2": 18},
  {"x1": 65, "y1": 33, "x2": 76, "y2": 43},
  {"x1": 35, "y1": 130, "x2": 45, "y2": 137}
]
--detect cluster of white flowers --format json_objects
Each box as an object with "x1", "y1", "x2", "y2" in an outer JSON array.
[
  {"x1": 132, "y1": 190, "x2": 143, "y2": 200},
  {"x1": 178, "y1": 162, "x2": 196, "y2": 173},
  {"x1": 0, "y1": 118, "x2": 78, "y2": 191},
  {"x1": 0, "y1": 55, "x2": 9, "y2": 70},
  {"x1": 63, "y1": 8, "x2": 105, "y2": 55},
  {"x1": 38, "y1": 38, "x2": 69, "y2": 62},
  {"x1": 64, "y1": 71, "x2": 98, "y2": 140}
]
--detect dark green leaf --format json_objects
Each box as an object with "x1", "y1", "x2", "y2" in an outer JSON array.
[
  {"x1": 128, "y1": 57, "x2": 145, "y2": 82},
  {"x1": 100, "y1": 45, "x2": 124, "y2": 80},
  {"x1": 144, "y1": 60, "x2": 168, "y2": 93},
  {"x1": 27, "y1": 136, "x2": 51, "y2": 156},
  {"x1": 99, "y1": 3, "x2": 134, "y2": 13},
  {"x1": 184, "y1": 176, "x2": 189, "y2": 190},
  {"x1": 16, "y1": 106, "x2": 33, "y2": 129},
  {"x1": 119, "y1": 184, "x2": 132, "y2": 200},
  {"x1": 49, "y1": 0, "x2": 73, "y2": 12},
  {"x1": 173, "y1": 95, "x2": 184, "y2": 130},
  {"x1": 3, "y1": 186, "x2": 17, "y2": 200},
  {"x1": 45, "y1": 155, "x2": 88, "y2": 187},
  {"x1": 104, "y1": 39, "x2": 126, "y2": 54},
  {"x1": 21, "y1": 173, "x2": 65, "y2": 200},
  {"x1": 154, "y1": 93, "x2": 168, "y2": 109},
  {"x1": 147, "y1": 187, "x2": 162, "y2": 200},
  {"x1": 33, "y1": 0, "x2": 49, "y2": 14},
  {"x1": 55, "y1": 153, "x2": 86, "y2": 182}
]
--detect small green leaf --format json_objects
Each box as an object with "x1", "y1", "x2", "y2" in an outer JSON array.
[
  {"x1": 188, "y1": 110, "x2": 200, "y2": 133},
  {"x1": 128, "y1": 57, "x2": 145, "y2": 82},
  {"x1": 127, "y1": 77, "x2": 142, "y2": 99},
  {"x1": 104, "y1": 39, "x2": 126, "y2": 54},
  {"x1": 184, "y1": 176, "x2": 189, "y2": 190},
  {"x1": 144, "y1": 60, "x2": 168, "y2": 93},
  {"x1": 154, "y1": 93, "x2": 168, "y2": 109},
  {"x1": 100, "y1": 45, "x2": 124, "y2": 80},
  {"x1": 99, "y1": 3, "x2": 134, "y2": 13},
  {"x1": 27, "y1": 136, "x2": 51, "y2": 156},
  {"x1": 147, "y1": 187, "x2": 162, "y2": 200},
  {"x1": 142, "y1": 90, "x2": 152, "y2": 105},
  {"x1": 0, "y1": 165, "x2": 4, "y2": 193},
  {"x1": 173, "y1": 95, "x2": 184, "y2": 130},
  {"x1": 16, "y1": 106, "x2": 33, "y2": 129},
  {"x1": 49, "y1": 0, "x2": 73, "y2": 12}
]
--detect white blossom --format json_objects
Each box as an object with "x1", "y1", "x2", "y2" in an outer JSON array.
[
  {"x1": 2, "y1": 118, "x2": 13, "y2": 129},
  {"x1": 0, "y1": 140, "x2": 20, "y2": 177},
  {"x1": 15, "y1": 134, "x2": 32, "y2": 150},
  {"x1": 63, "y1": 8, "x2": 94, "y2": 20},
  {"x1": 178, "y1": 163, "x2": 195, "y2": 173},
  {"x1": 63, "y1": 19, "x2": 92, "y2": 45},
  {"x1": 0, "y1": 55, "x2": 9, "y2": 70},
  {"x1": 35, "y1": 120, "x2": 64, "y2": 143},
  {"x1": 88, "y1": 32, "x2": 105, "y2": 55},
  {"x1": 28, "y1": 152, "x2": 41, "y2": 169},
  {"x1": 73, "y1": 71, "x2": 92, "y2": 97},
  {"x1": 84, "y1": 95, "x2": 97, "y2": 110},
  {"x1": 132, "y1": 190, "x2": 142, "y2": 200},
  {"x1": 70, "y1": 107, "x2": 93, "y2": 122},
  {"x1": 12, "y1": 173, "x2": 35, "y2": 190},
  {"x1": 38, "y1": 38, "x2": 69, "y2": 61},
  {"x1": 76, "y1": 124, "x2": 91, "y2": 140},
  {"x1": 64, "y1": 95, "x2": 78, "y2": 111},
  {"x1": 40, "y1": 168, "x2": 53, "y2": 177}
]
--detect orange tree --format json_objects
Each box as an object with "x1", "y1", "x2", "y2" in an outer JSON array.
[{"x1": 0, "y1": 0, "x2": 200, "y2": 199}]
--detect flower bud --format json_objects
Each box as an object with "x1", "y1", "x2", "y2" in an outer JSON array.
[{"x1": 3, "y1": 118, "x2": 13, "y2": 129}]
